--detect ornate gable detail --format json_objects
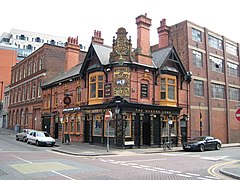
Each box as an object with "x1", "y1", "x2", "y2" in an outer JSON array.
[{"x1": 110, "y1": 27, "x2": 134, "y2": 63}]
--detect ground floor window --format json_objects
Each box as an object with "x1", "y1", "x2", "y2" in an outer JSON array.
[
  {"x1": 104, "y1": 120, "x2": 116, "y2": 137},
  {"x1": 93, "y1": 114, "x2": 102, "y2": 136}
]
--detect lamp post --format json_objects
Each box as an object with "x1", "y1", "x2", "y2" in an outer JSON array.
[{"x1": 199, "y1": 103, "x2": 204, "y2": 136}]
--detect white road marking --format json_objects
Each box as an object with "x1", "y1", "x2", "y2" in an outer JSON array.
[
  {"x1": 123, "y1": 158, "x2": 166, "y2": 162},
  {"x1": 51, "y1": 170, "x2": 76, "y2": 180},
  {"x1": 145, "y1": 168, "x2": 157, "y2": 172},
  {"x1": 10, "y1": 154, "x2": 32, "y2": 164},
  {"x1": 197, "y1": 177, "x2": 214, "y2": 180},
  {"x1": 132, "y1": 166, "x2": 143, "y2": 169},
  {"x1": 185, "y1": 172, "x2": 200, "y2": 176},
  {"x1": 158, "y1": 170, "x2": 173, "y2": 174},
  {"x1": 127, "y1": 163, "x2": 138, "y2": 166},
  {"x1": 121, "y1": 163, "x2": 130, "y2": 166},
  {"x1": 138, "y1": 165, "x2": 150, "y2": 168},
  {"x1": 176, "y1": 174, "x2": 192, "y2": 178},
  {"x1": 200, "y1": 156, "x2": 228, "y2": 161},
  {"x1": 168, "y1": 170, "x2": 182, "y2": 173},
  {"x1": 153, "y1": 167, "x2": 165, "y2": 171},
  {"x1": 204, "y1": 176, "x2": 220, "y2": 179}
]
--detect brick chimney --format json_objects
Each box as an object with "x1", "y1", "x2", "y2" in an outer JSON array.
[
  {"x1": 65, "y1": 36, "x2": 80, "y2": 72},
  {"x1": 135, "y1": 13, "x2": 152, "y2": 66},
  {"x1": 157, "y1": 18, "x2": 170, "y2": 48},
  {"x1": 91, "y1": 30, "x2": 104, "y2": 44}
]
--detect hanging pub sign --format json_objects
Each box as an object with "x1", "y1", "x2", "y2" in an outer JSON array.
[
  {"x1": 63, "y1": 96, "x2": 71, "y2": 105},
  {"x1": 104, "y1": 83, "x2": 112, "y2": 97}
]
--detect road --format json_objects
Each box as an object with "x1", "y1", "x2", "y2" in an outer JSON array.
[{"x1": 0, "y1": 131, "x2": 239, "y2": 180}]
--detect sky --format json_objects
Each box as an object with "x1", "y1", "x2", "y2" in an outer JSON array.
[{"x1": 1, "y1": 0, "x2": 239, "y2": 47}]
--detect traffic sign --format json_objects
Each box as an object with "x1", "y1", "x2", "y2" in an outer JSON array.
[
  {"x1": 235, "y1": 108, "x2": 240, "y2": 121},
  {"x1": 105, "y1": 111, "x2": 112, "y2": 121}
]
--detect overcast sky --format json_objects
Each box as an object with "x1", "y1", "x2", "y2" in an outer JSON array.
[{"x1": 1, "y1": 0, "x2": 239, "y2": 47}]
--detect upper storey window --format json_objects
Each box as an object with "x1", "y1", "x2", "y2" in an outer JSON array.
[
  {"x1": 227, "y1": 62, "x2": 239, "y2": 77},
  {"x1": 35, "y1": 37, "x2": 41, "y2": 43},
  {"x1": 193, "y1": 50, "x2": 203, "y2": 67},
  {"x1": 160, "y1": 75, "x2": 177, "y2": 106},
  {"x1": 19, "y1": 34, "x2": 26, "y2": 40},
  {"x1": 226, "y1": 43, "x2": 238, "y2": 56},
  {"x1": 210, "y1": 56, "x2": 224, "y2": 73},
  {"x1": 208, "y1": 35, "x2": 223, "y2": 50},
  {"x1": 89, "y1": 72, "x2": 104, "y2": 105},
  {"x1": 192, "y1": 28, "x2": 202, "y2": 42}
]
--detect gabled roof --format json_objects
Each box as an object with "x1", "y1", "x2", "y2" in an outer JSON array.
[
  {"x1": 42, "y1": 63, "x2": 82, "y2": 88},
  {"x1": 152, "y1": 46, "x2": 187, "y2": 75},
  {"x1": 92, "y1": 43, "x2": 112, "y2": 65},
  {"x1": 152, "y1": 46, "x2": 173, "y2": 68}
]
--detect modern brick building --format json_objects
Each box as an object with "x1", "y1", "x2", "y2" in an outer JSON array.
[{"x1": 161, "y1": 19, "x2": 240, "y2": 143}]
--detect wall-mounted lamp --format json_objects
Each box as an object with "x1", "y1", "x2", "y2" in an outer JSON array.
[
  {"x1": 144, "y1": 69, "x2": 149, "y2": 73},
  {"x1": 59, "y1": 82, "x2": 62, "y2": 85},
  {"x1": 69, "y1": 79, "x2": 72, "y2": 82},
  {"x1": 106, "y1": 68, "x2": 111, "y2": 72}
]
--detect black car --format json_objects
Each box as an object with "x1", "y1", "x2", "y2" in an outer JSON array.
[{"x1": 182, "y1": 136, "x2": 222, "y2": 152}]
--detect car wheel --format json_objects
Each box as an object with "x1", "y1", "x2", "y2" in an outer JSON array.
[
  {"x1": 215, "y1": 143, "x2": 221, "y2": 150},
  {"x1": 27, "y1": 140, "x2": 30, "y2": 144},
  {"x1": 199, "y1": 144, "x2": 205, "y2": 152},
  {"x1": 36, "y1": 141, "x2": 40, "y2": 146}
]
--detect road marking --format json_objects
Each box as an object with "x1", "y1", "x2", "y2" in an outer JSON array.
[
  {"x1": 145, "y1": 168, "x2": 157, "y2": 172},
  {"x1": 207, "y1": 161, "x2": 239, "y2": 179},
  {"x1": 168, "y1": 169, "x2": 182, "y2": 173},
  {"x1": 197, "y1": 177, "x2": 214, "y2": 180},
  {"x1": 201, "y1": 156, "x2": 228, "y2": 161},
  {"x1": 122, "y1": 158, "x2": 167, "y2": 162},
  {"x1": 185, "y1": 172, "x2": 200, "y2": 176},
  {"x1": 205, "y1": 175, "x2": 220, "y2": 179},
  {"x1": 153, "y1": 167, "x2": 165, "y2": 171},
  {"x1": 132, "y1": 165, "x2": 143, "y2": 169},
  {"x1": 10, "y1": 154, "x2": 32, "y2": 164},
  {"x1": 138, "y1": 165, "x2": 150, "y2": 168},
  {"x1": 51, "y1": 170, "x2": 76, "y2": 180},
  {"x1": 176, "y1": 174, "x2": 192, "y2": 178},
  {"x1": 158, "y1": 170, "x2": 173, "y2": 174}
]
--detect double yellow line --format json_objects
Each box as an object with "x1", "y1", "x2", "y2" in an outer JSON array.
[{"x1": 208, "y1": 160, "x2": 240, "y2": 179}]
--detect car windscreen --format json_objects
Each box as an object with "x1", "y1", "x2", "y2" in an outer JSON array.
[{"x1": 192, "y1": 137, "x2": 205, "y2": 141}]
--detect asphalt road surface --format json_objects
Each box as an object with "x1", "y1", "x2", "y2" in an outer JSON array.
[{"x1": 0, "y1": 131, "x2": 239, "y2": 179}]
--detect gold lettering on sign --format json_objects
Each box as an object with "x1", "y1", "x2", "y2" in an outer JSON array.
[{"x1": 114, "y1": 67, "x2": 130, "y2": 97}]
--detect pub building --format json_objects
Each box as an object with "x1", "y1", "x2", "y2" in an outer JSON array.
[
  {"x1": 41, "y1": 14, "x2": 190, "y2": 148},
  {"x1": 79, "y1": 14, "x2": 190, "y2": 148}
]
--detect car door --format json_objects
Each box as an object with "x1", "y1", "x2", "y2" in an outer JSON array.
[
  {"x1": 205, "y1": 137, "x2": 215, "y2": 149},
  {"x1": 28, "y1": 131, "x2": 34, "y2": 143}
]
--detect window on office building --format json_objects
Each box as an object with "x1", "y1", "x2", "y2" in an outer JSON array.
[
  {"x1": 193, "y1": 50, "x2": 203, "y2": 67},
  {"x1": 194, "y1": 80, "x2": 204, "y2": 96},
  {"x1": 192, "y1": 28, "x2": 202, "y2": 42},
  {"x1": 210, "y1": 56, "x2": 224, "y2": 73},
  {"x1": 211, "y1": 83, "x2": 225, "y2": 99},
  {"x1": 208, "y1": 35, "x2": 223, "y2": 50},
  {"x1": 226, "y1": 43, "x2": 237, "y2": 56},
  {"x1": 229, "y1": 87, "x2": 240, "y2": 101},
  {"x1": 227, "y1": 62, "x2": 239, "y2": 77}
]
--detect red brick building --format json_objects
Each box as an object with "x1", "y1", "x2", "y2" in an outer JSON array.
[
  {"x1": 41, "y1": 14, "x2": 190, "y2": 148},
  {"x1": 163, "y1": 19, "x2": 240, "y2": 143},
  {"x1": 8, "y1": 42, "x2": 86, "y2": 134}
]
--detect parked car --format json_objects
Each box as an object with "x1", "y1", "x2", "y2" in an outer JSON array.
[
  {"x1": 27, "y1": 130, "x2": 55, "y2": 147},
  {"x1": 182, "y1": 136, "x2": 222, "y2": 152},
  {"x1": 16, "y1": 129, "x2": 34, "y2": 142}
]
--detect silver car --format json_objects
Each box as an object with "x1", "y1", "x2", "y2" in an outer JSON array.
[
  {"x1": 16, "y1": 129, "x2": 34, "y2": 142},
  {"x1": 27, "y1": 130, "x2": 55, "y2": 147}
]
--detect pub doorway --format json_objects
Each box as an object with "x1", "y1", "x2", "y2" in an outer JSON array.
[{"x1": 143, "y1": 115, "x2": 151, "y2": 146}]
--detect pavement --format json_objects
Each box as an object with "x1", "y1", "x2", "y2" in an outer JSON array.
[{"x1": 1, "y1": 127, "x2": 240, "y2": 179}]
